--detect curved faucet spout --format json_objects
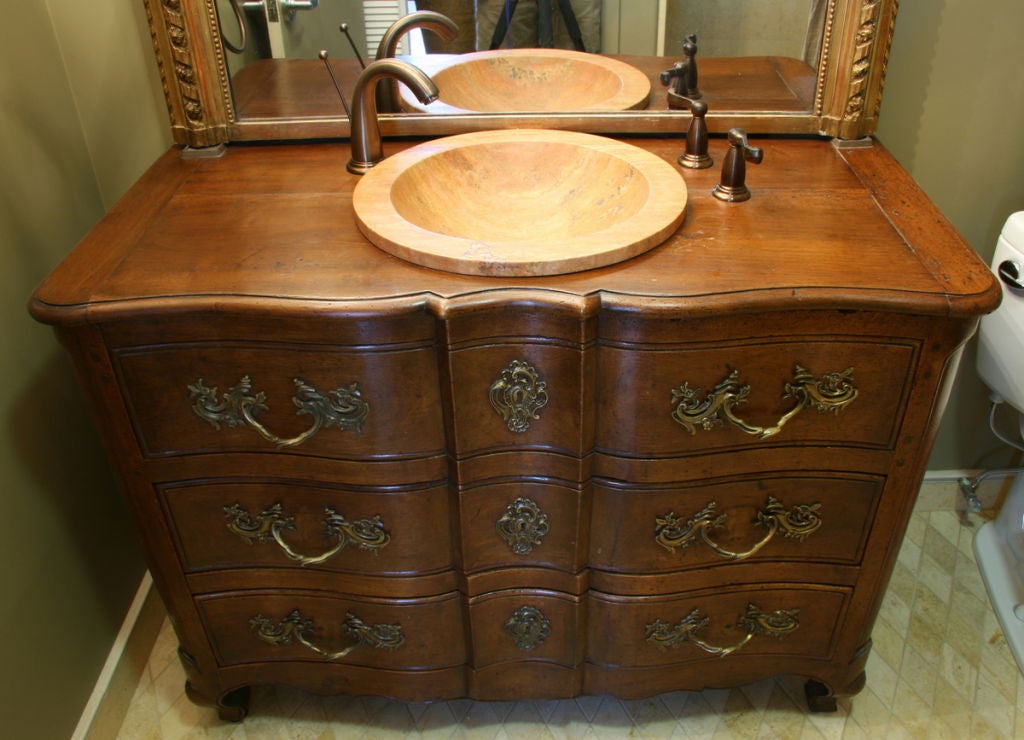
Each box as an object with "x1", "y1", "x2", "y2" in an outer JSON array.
[
  {"x1": 375, "y1": 10, "x2": 459, "y2": 113},
  {"x1": 348, "y1": 59, "x2": 438, "y2": 176}
]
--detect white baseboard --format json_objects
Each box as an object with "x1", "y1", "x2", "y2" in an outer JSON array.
[{"x1": 72, "y1": 572, "x2": 165, "y2": 740}]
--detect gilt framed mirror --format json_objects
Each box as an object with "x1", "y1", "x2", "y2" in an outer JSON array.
[{"x1": 146, "y1": 0, "x2": 897, "y2": 147}]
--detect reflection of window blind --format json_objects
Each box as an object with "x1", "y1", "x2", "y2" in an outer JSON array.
[{"x1": 364, "y1": 0, "x2": 408, "y2": 59}]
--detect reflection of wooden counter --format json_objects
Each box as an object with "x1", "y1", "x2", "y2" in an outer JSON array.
[
  {"x1": 617, "y1": 54, "x2": 816, "y2": 113},
  {"x1": 230, "y1": 54, "x2": 816, "y2": 121},
  {"x1": 31, "y1": 135, "x2": 998, "y2": 721},
  {"x1": 231, "y1": 58, "x2": 364, "y2": 120}
]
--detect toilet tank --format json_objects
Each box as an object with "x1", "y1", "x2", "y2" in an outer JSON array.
[{"x1": 977, "y1": 212, "x2": 1024, "y2": 413}]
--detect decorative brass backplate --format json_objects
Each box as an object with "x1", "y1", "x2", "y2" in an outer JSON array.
[
  {"x1": 504, "y1": 605, "x2": 552, "y2": 651},
  {"x1": 654, "y1": 495, "x2": 822, "y2": 560},
  {"x1": 645, "y1": 603, "x2": 799, "y2": 657},
  {"x1": 496, "y1": 497, "x2": 550, "y2": 555},
  {"x1": 670, "y1": 365, "x2": 857, "y2": 439},
  {"x1": 189, "y1": 376, "x2": 369, "y2": 447},
  {"x1": 250, "y1": 609, "x2": 403, "y2": 660},
  {"x1": 489, "y1": 360, "x2": 549, "y2": 433},
  {"x1": 224, "y1": 502, "x2": 390, "y2": 565}
]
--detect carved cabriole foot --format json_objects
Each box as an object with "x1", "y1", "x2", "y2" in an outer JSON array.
[
  {"x1": 804, "y1": 638, "x2": 871, "y2": 712},
  {"x1": 804, "y1": 679, "x2": 838, "y2": 713},
  {"x1": 179, "y1": 647, "x2": 250, "y2": 721},
  {"x1": 184, "y1": 682, "x2": 250, "y2": 722}
]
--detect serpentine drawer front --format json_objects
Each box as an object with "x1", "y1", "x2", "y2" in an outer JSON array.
[
  {"x1": 161, "y1": 480, "x2": 453, "y2": 575},
  {"x1": 589, "y1": 474, "x2": 881, "y2": 572},
  {"x1": 196, "y1": 590, "x2": 466, "y2": 669},
  {"x1": 467, "y1": 589, "x2": 584, "y2": 669},
  {"x1": 450, "y1": 345, "x2": 583, "y2": 454},
  {"x1": 587, "y1": 585, "x2": 850, "y2": 667},
  {"x1": 113, "y1": 342, "x2": 445, "y2": 459},
  {"x1": 29, "y1": 138, "x2": 1001, "y2": 718},
  {"x1": 597, "y1": 339, "x2": 914, "y2": 456},
  {"x1": 458, "y1": 481, "x2": 587, "y2": 574}
]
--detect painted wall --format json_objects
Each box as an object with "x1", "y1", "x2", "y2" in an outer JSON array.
[
  {"x1": 877, "y1": 0, "x2": 1024, "y2": 472},
  {"x1": 1, "y1": 0, "x2": 169, "y2": 737}
]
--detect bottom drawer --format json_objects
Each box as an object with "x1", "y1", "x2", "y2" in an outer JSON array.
[
  {"x1": 196, "y1": 590, "x2": 466, "y2": 670},
  {"x1": 587, "y1": 584, "x2": 849, "y2": 667},
  {"x1": 468, "y1": 589, "x2": 584, "y2": 669}
]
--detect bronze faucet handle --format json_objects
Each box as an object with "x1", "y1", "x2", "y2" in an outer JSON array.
[
  {"x1": 713, "y1": 129, "x2": 764, "y2": 203},
  {"x1": 668, "y1": 93, "x2": 712, "y2": 170},
  {"x1": 729, "y1": 128, "x2": 765, "y2": 164}
]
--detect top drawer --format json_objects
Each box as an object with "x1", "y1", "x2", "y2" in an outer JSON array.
[
  {"x1": 597, "y1": 338, "x2": 915, "y2": 457},
  {"x1": 114, "y1": 342, "x2": 444, "y2": 460}
]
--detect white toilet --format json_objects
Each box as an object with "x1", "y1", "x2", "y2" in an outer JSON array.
[{"x1": 973, "y1": 211, "x2": 1024, "y2": 671}]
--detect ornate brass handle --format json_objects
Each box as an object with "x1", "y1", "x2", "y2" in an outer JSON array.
[
  {"x1": 646, "y1": 603, "x2": 799, "y2": 657},
  {"x1": 250, "y1": 609, "x2": 403, "y2": 660},
  {"x1": 496, "y1": 497, "x2": 550, "y2": 555},
  {"x1": 224, "y1": 502, "x2": 389, "y2": 566},
  {"x1": 489, "y1": 360, "x2": 549, "y2": 433},
  {"x1": 670, "y1": 365, "x2": 857, "y2": 439},
  {"x1": 504, "y1": 605, "x2": 551, "y2": 651},
  {"x1": 188, "y1": 376, "x2": 369, "y2": 447},
  {"x1": 654, "y1": 496, "x2": 822, "y2": 560}
]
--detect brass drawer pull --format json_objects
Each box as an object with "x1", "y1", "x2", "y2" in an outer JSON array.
[
  {"x1": 496, "y1": 497, "x2": 550, "y2": 554},
  {"x1": 224, "y1": 501, "x2": 390, "y2": 565},
  {"x1": 670, "y1": 365, "x2": 857, "y2": 438},
  {"x1": 250, "y1": 609, "x2": 403, "y2": 660},
  {"x1": 646, "y1": 603, "x2": 799, "y2": 657},
  {"x1": 489, "y1": 360, "x2": 549, "y2": 433},
  {"x1": 188, "y1": 376, "x2": 369, "y2": 447},
  {"x1": 504, "y1": 605, "x2": 551, "y2": 651},
  {"x1": 654, "y1": 495, "x2": 821, "y2": 560}
]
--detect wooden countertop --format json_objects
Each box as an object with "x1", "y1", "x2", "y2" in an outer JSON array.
[{"x1": 30, "y1": 136, "x2": 999, "y2": 325}]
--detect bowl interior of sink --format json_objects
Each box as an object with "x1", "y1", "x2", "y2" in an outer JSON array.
[
  {"x1": 353, "y1": 129, "x2": 687, "y2": 277},
  {"x1": 391, "y1": 140, "x2": 649, "y2": 241}
]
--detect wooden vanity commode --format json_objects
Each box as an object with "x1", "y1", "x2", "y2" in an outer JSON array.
[{"x1": 30, "y1": 133, "x2": 1000, "y2": 718}]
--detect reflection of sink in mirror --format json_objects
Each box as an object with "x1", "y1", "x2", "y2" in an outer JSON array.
[
  {"x1": 352, "y1": 129, "x2": 686, "y2": 276},
  {"x1": 396, "y1": 49, "x2": 651, "y2": 114}
]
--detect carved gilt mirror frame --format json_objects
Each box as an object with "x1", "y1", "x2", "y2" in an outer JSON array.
[{"x1": 146, "y1": 0, "x2": 898, "y2": 148}]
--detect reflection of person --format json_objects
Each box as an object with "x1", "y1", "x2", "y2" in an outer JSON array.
[{"x1": 475, "y1": 0, "x2": 601, "y2": 53}]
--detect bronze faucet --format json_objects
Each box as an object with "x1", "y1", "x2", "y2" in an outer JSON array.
[
  {"x1": 713, "y1": 129, "x2": 764, "y2": 202},
  {"x1": 348, "y1": 59, "x2": 438, "y2": 175},
  {"x1": 375, "y1": 11, "x2": 459, "y2": 113},
  {"x1": 668, "y1": 92, "x2": 712, "y2": 169}
]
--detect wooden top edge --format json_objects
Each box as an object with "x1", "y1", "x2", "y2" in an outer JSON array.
[{"x1": 29, "y1": 137, "x2": 1000, "y2": 327}]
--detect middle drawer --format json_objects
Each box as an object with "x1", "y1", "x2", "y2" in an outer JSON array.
[
  {"x1": 589, "y1": 473, "x2": 881, "y2": 573},
  {"x1": 162, "y1": 479, "x2": 453, "y2": 575}
]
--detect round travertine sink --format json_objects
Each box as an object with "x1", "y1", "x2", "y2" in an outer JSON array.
[
  {"x1": 352, "y1": 129, "x2": 687, "y2": 277},
  {"x1": 397, "y1": 49, "x2": 651, "y2": 114}
]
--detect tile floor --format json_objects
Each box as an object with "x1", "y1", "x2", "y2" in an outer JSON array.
[{"x1": 117, "y1": 508, "x2": 1024, "y2": 738}]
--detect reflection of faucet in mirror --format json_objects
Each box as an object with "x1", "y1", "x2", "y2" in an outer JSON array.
[
  {"x1": 661, "y1": 34, "x2": 701, "y2": 106},
  {"x1": 713, "y1": 129, "x2": 764, "y2": 203},
  {"x1": 348, "y1": 59, "x2": 439, "y2": 175},
  {"x1": 375, "y1": 11, "x2": 459, "y2": 114}
]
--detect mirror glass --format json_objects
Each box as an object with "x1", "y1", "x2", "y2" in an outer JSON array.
[{"x1": 215, "y1": 0, "x2": 824, "y2": 121}]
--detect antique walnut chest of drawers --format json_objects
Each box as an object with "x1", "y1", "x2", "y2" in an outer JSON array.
[{"x1": 30, "y1": 137, "x2": 999, "y2": 720}]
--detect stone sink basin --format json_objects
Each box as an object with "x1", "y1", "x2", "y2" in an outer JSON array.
[
  {"x1": 397, "y1": 49, "x2": 651, "y2": 114},
  {"x1": 352, "y1": 129, "x2": 687, "y2": 277}
]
